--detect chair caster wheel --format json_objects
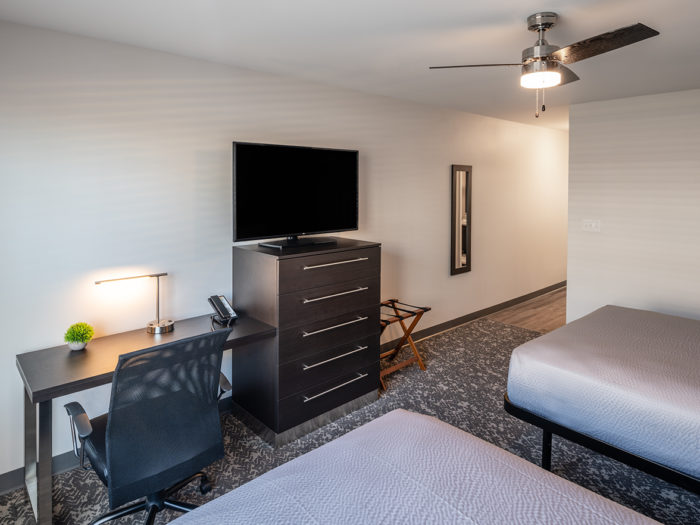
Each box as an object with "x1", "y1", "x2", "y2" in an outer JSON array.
[{"x1": 199, "y1": 478, "x2": 212, "y2": 495}]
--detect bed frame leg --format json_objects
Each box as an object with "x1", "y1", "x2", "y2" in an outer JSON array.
[{"x1": 542, "y1": 430, "x2": 552, "y2": 471}]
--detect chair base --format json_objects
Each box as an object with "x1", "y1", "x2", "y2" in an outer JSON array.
[{"x1": 92, "y1": 472, "x2": 210, "y2": 525}]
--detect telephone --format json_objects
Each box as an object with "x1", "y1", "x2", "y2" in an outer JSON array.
[{"x1": 208, "y1": 295, "x2": 238, "y2": 324}]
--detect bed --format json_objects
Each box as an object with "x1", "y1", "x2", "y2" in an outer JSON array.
[
  {"x1": 172, "y1": 409, "x2": 655, "y2": 524},
  {"x1": 506, "y1": 304, "x2": 700, "y2": 493}
]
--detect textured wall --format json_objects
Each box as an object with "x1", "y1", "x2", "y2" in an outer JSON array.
[
  {"x1": 0, "y1": 20, "x2": 567, "y2": 475},
  {"x1": 568, "y1": 89, "x2": 700, "y2": 322}
]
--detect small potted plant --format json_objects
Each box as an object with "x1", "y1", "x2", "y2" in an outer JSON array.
[{"x1": 64, "y1": 322, "x2": 95, "y2": 351}]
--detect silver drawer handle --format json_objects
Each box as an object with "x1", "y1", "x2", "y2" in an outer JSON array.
[
  {"x1": 302, "y1": 372, "x2": 369, "y2": 403},
  {"x1": 303, "y1": 257, "x2": 368, "y2": 270},
  {"x1": 302, "y1": 316, "x2": 368, "y2": 337},
  {"x1": 302, "y1": 286, "x2": 369, "y2": 304},
  {"x1": 302, "y1": 345, "x2": 369, "y2": 370}
]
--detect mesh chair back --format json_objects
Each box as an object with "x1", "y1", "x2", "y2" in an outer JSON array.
[{"x1": 105, "y1": 328, "x2": 232, "y2": 508}]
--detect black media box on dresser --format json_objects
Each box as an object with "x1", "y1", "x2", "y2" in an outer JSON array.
[{"x1": 232, "y1": 237, "x2": 381, "y2": 445}]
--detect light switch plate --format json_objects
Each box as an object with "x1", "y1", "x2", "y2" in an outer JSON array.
[{"x1": 582, "y1": 219, "x2": 601, "y2": 232}]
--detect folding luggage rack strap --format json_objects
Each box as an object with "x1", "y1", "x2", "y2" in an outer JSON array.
[{"x1": 378, "y1": 299, "x2": 431, "y2": 390}]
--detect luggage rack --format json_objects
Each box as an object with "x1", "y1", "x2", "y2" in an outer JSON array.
[{"x1": 379, "y1": 299, "x2": 431, "y2": 390}]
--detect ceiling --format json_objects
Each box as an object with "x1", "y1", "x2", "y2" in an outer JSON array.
[{"x1": 1, "y1": 0, "x2": 699, "y2": 130}]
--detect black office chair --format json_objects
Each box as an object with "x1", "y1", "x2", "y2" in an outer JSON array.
[{"x1": 65, "y1": 328, "x2": 233, "y2": 525}]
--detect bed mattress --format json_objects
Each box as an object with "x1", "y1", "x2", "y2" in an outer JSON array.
[
  {"x1": 507, "y1": 305, "x2": 700, "y2": 479},
  {"x1": 173, "y1": 409, "x2": 655, "y2": 524}
]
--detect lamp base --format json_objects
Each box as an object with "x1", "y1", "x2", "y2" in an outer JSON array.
[{"x1": 147, "y1": 319, "x2": 174, "y2": 334}]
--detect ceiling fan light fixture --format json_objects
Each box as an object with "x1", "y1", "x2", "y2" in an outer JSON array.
[
  {"x1": 520, "y1": 70, "x2": 561, "y2": 89},
  {"x1": 520, "y1": 60, "x2": 562, "y2": 89}
]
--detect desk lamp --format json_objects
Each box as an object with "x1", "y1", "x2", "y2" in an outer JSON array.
[{"x1": 95, "y1": 272, "x2": 174, "y2": 334}]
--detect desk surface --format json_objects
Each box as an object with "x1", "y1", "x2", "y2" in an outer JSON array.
[{"x1": 16, "y1": 314, "x2": 276, "y2": 404}]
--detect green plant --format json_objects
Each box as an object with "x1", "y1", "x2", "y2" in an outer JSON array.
[{"x1": 64, "y1": 322, "x2": 94, "y2": 344}]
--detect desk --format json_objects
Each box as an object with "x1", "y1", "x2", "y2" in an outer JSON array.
[{"x1": 15, "y1": 314, "x2": 276, "y2": 525}]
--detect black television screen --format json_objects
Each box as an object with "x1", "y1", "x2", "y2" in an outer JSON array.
[{"x1": 233, "y1": 142, "x2": 358, "y2": 242}]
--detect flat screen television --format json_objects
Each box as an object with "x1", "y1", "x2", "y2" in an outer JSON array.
[{"x1": 233, "y1": 142, "x2": 358, "y2": 249}]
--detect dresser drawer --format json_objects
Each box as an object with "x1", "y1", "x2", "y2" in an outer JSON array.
[
  {"x1": 279, "y1": 306, "x2": 380, "y2": 363},
  {"x1": 278, "y1": 363, "x2": 379, "y2": 431},
  {"x1": 279, "y1": 335, "x2": 378, "y2": 397},
  {"x1": 278, "y1": 247, "x2": 380, "y2": 293},
  {"x1": 278, "y1": 276, "x2": 379, "y2": 329}
]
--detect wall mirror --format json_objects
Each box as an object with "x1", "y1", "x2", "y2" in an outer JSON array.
[{"x1": 451, "y1": 164, "x2": 472, "y2": 275}]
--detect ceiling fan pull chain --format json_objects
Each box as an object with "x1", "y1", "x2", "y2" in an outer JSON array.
[
  {"x1": 542, "y1": 88, "x2": 546, "y2": 112},
  {"x1": 535, "y1": 88, "x2": 540, "y2": 118}
]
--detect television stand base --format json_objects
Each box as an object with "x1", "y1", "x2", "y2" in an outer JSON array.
[{"x1": 259, "y1": 236, "x2": 337, "y2": 251}]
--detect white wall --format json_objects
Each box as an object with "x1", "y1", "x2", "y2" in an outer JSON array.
[
  {"x1": 0, "y1": 20, "x2": 568, "y2": 476},
  {"x1": 568, "y1": 89, "x2": 700, "y2": 322}
]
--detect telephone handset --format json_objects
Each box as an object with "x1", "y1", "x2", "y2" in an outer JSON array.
[{"x1": 208, "y1": 295, "x2": 238, "y2": 324}]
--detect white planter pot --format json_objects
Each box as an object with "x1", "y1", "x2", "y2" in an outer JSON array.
[{"x1": 67, "y1": 342, "x2": 87, "y2": 351}]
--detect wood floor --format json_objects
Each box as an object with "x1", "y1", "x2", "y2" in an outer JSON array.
[{"x1": 487, "y1": 286, "x2": 566, "y2": 333}]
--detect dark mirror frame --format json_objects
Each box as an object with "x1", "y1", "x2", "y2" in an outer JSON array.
[{"x1": 450, "y1": 164, "x2": 472, "y2": 275}]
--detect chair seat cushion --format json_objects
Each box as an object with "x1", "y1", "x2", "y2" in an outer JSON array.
[{"x1": 84, "y1": 413, "x2": 109, "y2": 485}]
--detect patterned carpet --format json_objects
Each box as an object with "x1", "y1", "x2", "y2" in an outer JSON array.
[{"x1": 1, "y1": 318, "x2": 698, "y2": 524}]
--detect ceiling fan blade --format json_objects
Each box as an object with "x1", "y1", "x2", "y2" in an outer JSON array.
[
  {"x1": 429, "y1": 63, "x2": 521, "y2": 70},
  {"x1": 559, "y1": 64, "x2": 580, "y2": 86},
  {"x1": 552, "y1": 23, "x2": 659, "y2": 64}
]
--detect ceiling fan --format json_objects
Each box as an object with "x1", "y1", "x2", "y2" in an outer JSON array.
[{"x1": 430, "y1": 12, "x2": 659, "y2": 117}]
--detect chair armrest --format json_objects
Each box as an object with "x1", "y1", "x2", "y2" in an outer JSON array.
[
  {"x1": 64, "y1": 402, "x2": 93, "y2": 439},
  {"x1": 219, "y1": 372, "x2": 232, "y2": 394}
]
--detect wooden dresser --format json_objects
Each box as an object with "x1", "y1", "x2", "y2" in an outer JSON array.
[{"x1": 232, "y1": 237, "x2": 380, "y2": 444}]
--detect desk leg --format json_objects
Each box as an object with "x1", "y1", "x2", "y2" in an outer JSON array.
[{"x1": 24, "y1": 391, "x2": 53, "y2": 525}]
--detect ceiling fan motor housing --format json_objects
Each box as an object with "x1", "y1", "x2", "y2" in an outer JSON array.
[
  {"x1": 522, "y1": 12, "x2": 560, "y2": 64},
  {"x1": 522, "y1": 43, "x2": 560, "y2": 63}
]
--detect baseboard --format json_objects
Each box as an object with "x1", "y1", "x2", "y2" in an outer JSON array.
[
  {"x1": 380, "y1": 280, "x2": 566, "y2": 352},
  {"x1": 0, "y1": 448, "x2": 79, "y2": 497},
  {"x1": 0, "y1": 468, "x2": 22, "y2": 497},
  {"x1": 0, "y1": 397, "x2": 238, "y2": 496}
]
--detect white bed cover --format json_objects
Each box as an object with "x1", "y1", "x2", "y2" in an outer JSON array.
[
  {"x1": 173, "y1": 409, "x2": 655, "y2": 524},
  {"x1": 508, "y1": 305, "x2": 700, "y2": 479}
]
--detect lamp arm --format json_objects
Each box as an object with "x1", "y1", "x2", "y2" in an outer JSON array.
[{"x1": 155, "y1": 275, "x2": 160, "y2": 324}]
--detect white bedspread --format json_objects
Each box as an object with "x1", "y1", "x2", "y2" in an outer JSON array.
[
  {"x1": 508, "y1": 305, "x2": 700, "y2": 479},
  {"x1": 173, "y1": 409, "x2": 655, "y2": 524}
]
